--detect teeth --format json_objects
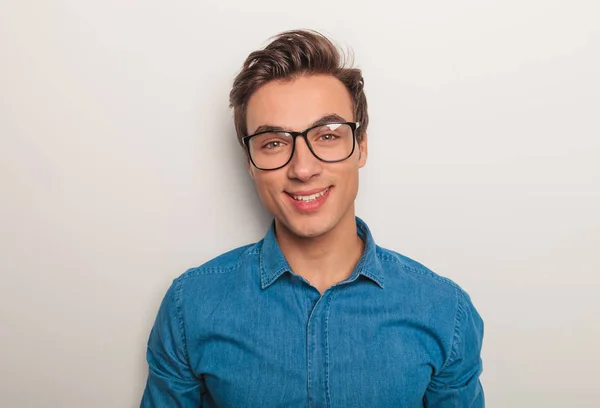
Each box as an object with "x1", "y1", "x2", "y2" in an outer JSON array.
[{"x1": 292, "y1": 188, "x2": 329, "y2": 202}]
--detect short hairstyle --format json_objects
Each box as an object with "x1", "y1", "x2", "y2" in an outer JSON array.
[{"x1": 229, "y1": 30, "x2": 369, "y2": 146}]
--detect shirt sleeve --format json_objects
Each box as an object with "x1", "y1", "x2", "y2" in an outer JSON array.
[
  {"x1": 424, "y1": 288, "x2": 485, "y2": 407},
  {"x1": 140, "y1": 278, "x2": 203, "y2": 408}
]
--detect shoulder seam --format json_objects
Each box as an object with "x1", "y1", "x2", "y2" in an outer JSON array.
[
  {"x1": 180, "y1": 266, "x2": 237, "y2": 279},
  {"x1": 440, "y1": 286, "x2": 467, "y2": 372},
  {"x1": 178, "y1": 244, "x2": 258, "y2": 280},
  {"x1": 173, "y1": 278, "x2": 191, "y2": 364},
  {"x1": 377, "y1": 250, "x2": 460, "y2": 289}
]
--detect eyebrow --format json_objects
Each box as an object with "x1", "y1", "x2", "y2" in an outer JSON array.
[{"x1": 251, "y1": 113, "x2": 348, "y2": 134}]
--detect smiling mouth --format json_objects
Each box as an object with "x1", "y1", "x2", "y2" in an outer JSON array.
[{"x1": 288, "y1": 187, "x2": 330, "y2": 202}]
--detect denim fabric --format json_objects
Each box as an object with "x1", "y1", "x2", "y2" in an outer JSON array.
[{"x1": 141, "y1": 217, "x2": 484, "y2": 407}]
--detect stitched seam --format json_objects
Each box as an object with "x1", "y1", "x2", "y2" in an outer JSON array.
[
  {"x1": 174, "y1": 277, "x2": 191, "y2": 365},
  {"x1": 259, "y1": 240, "x2": 266, "y2": 287},
  {"x1": 181, "y1": 245, "x2": 260, "y2": 280},
  {"x1": 259, "y1": 240, "x2": 289, "y2": 289},
  {"x1": 360, "y1": 269, "x2": 385, "y2": 288},
  {"x1": 378, "y1": 251, "x2": 460, "y2": 289},
  {"x1": 325, "y1": 291, "x2": 335, "y2": 408},
  {"x1": 350, "y1": 249, "x2": 384, "y2": 288},
  {"x1": 263, "y1": 267, "x2": 289, "y2": 287},
  {"x1": 181, "y1": 266, "x2": 236, "y2": 279},
  {"x1": 259, "y1": 244, "x2": 285, "y2": 288},
  {"x1": 307, "y1": 304, "x2": 313, "y2": 408},
  {"x1": 307, "y1": 294, "x2": 327, "y2": 408},
  {"x1": 440, "y1": 286, "x2": 465, "y2": 372}
]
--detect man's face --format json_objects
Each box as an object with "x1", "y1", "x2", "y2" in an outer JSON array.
[{"x1": 245, "y1": 74, "x2": 367, "y2": 239}]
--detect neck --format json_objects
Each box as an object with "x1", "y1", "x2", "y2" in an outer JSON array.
[{"x1": 275, "y1": 211, "x2": 364, "y2": 293}]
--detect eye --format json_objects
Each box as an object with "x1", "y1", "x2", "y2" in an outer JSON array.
[
  {"x1": 262, "y1": 140, "x2": 285, "y2": 149},
  {"x1": 319, "y1": 133, "x2": 339, "y2": 141}
]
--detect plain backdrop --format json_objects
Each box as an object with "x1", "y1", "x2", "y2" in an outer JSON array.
[{"x1": 1, "y1": 0, "x2": 599, "y2": 407}]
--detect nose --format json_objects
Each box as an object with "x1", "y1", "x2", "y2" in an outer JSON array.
[{"x1": 287, "y1": 136, "x2": 322, "y2": 182}]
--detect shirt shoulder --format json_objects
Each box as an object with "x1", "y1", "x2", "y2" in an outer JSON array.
[
  {"x1": 170, "y1": 242, "x2": 263, "y2": 313},
  {"x1": 375, "y1": 245, "x2": 469, "y2": 301},
  {"x1": 177, "y1": 242, "x2": 261, "y2": 280},
  {"x1": 374, "y1": 246, "x2": 481, "y2": 351}
]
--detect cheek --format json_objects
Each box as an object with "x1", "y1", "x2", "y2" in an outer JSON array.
[
  {"x1": 338, "y1": 165, "x2": 360, "y2": 195},
  {"x1": 253, "y1": 174, "x2": 281, "y2": 203}
]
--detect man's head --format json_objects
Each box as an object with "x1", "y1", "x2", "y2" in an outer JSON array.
[{"x1": 229, "y1": 30, "x2": 369, "y2": 239}]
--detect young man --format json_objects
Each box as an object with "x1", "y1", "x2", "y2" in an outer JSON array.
[{"x1": 141, "y1": 30, "x2": 484, "y2": 407}]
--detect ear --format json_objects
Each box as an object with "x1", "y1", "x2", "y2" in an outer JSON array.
[{"x1": 358, "y1": 132, "x2": 368, "y2": 168}]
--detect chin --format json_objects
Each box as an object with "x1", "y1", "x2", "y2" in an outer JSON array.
[{"x1": 279, "y1": 213, "x2": 337, "y2": 239}]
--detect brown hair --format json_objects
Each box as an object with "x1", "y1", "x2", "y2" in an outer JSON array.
[{"x1": 229, "y1": 29, "x2": 369, "y2": 145}]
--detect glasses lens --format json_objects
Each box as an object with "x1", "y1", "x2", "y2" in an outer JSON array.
[
  {"x1": 248, "y1": 132, "x2": 294, "y2": 169},
  {"x1": 247, "y1": 123, "x2": 355, "y2": 170},
  {"x1": 307, "y1": 123, "x2": 354, "y2": 162}
]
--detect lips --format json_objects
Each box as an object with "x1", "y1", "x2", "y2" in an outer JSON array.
[
  {"x1": 285, "y1": 186, "x2": 332, "y2": 213},
  {"x1": 289, "y1": 187, "x2": 330, "y2": 202}
]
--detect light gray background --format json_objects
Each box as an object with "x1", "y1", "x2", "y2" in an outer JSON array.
[{"x1": 1, "y1": 1, "x2": 599, "y2": 407}]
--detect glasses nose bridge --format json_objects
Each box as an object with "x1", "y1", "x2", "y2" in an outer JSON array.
[
  {"x1": 290, "y1": 130, "x2": 315, "y2": 158},
  {"x1": 291, "y1": 129, "x2": 310, "y2": 144}
]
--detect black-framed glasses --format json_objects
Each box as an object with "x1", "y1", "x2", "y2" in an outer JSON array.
[{"x1": 242, "y1": 122, "x2": 360, "y2": 171}]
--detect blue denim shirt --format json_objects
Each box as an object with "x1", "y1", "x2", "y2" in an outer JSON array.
[{"x1": 141, "y1": 217, "x2": 484, "y2": 407}]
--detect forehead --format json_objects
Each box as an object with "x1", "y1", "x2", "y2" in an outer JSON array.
[{"x1": 246, "y1": 74, "x2": 354, "y2": 134}]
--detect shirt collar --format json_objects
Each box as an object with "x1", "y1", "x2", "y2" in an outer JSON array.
[{"x1": 259, "y1": 216, "x2": 385, "y2": 290}]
